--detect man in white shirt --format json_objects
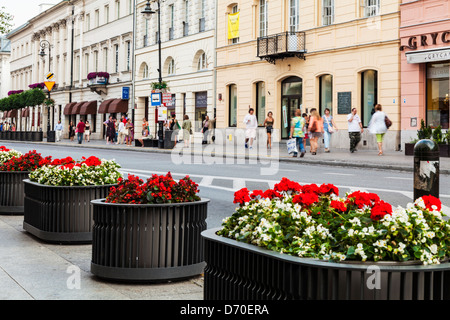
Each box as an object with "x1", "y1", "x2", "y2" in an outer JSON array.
[
  {"x1": 54, "y1": 120, "x2": 63, "y2": 142},
  {"x1": 243, "y1": 108, "x2": 258, "y2": 149},
  {"x1": 118, "y1": 120, "x2": 126, "y2": 145},
  {"x1": 347, "y1": 108, "x2": 364, "y2": 153}
]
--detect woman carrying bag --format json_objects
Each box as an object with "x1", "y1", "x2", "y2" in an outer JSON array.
[{"x1": 322, "y1": 108, "x2": 338, "y2": 153}]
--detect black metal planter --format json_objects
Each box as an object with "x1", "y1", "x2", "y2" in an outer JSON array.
[
  {"x1": 90, "y1": 198, "x2": 209, "y2": 282},
  {"x1": 0, "y1": 171, "x2": 30, "y2": 215},
  {"x1": 23, "y1": 180, "x2": 116, "y2": 244},
  {"x1": 202, "y1": 228, "x2": 450, "y2": 300}
]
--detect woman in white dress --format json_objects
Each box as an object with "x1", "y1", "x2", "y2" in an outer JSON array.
[{"x1": 368, "y1": 104, "x2": 388, "y2": 156}]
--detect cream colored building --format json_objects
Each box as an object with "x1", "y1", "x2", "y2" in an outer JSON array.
[
  {"x1": 7, "y1": 0, "x2": 134, "y2": 138},
  {"x1": 134, "y1": 0, "x2": 215, "y2": 138},
  {"x1": 0, "y1": 37, "x2": 11, "y2": 100},
  {"x1": 215, "y1": 0, "x2": 402, "y2": 151}
]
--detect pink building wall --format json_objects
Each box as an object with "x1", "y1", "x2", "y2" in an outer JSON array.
[{"x1": 400, "y1": 0, "x2": 450, "y2": 135}]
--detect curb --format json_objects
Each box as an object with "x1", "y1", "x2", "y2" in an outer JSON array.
[{"x1": 2, "y1": 139, "x2": 449, "y2": 175}]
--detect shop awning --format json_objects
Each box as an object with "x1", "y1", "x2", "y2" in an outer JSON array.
[
  {"x1": 98, "y1": 99, "x2": 115, "y2": 114},
  {"x1": 8, "y1": 110, "x2": 17, "y2": 118},
  {"x1": 22, "y1": 108, "x2": 30, "y2": 118},
  {"x1": 108, "y1": 99, "x2": 129, "y2": 114},
  {"x1": 72, "y1": 102, "x2": 86, "y2": 115},
  {"x1": 64, "y1": 102, "x2": 77, "y2": 115},
  {"x1": 80, "y1": 101, "x2": 98, "y2": 115}
]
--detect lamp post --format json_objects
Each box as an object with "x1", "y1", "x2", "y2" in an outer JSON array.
[
  {"x1": 39, "y1": 40, "x2": 54, "y2": 141},
  {"x1": 142, "y1": 0, "x2": 164, "y2": 148}
]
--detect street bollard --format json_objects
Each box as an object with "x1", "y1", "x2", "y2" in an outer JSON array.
[{"x1": 413, "y1": 139, "x2": 439, "y2": 200}]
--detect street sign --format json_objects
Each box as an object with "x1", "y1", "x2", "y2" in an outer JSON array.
[
  {"x1": 162, "y1": 93, "x2": 172, "y2": 107},
  {"x1": 44, "y1": 81, "x2": 55, "y2": 92},
  {"x1": 151, "y1": 92, "x2": 161, "y2": 106},
  {"x1": 122, "y1": 87, "x2": 130, "y2": 100},
  {"x1": 157, "y1": 106, "x2": 168, "y2": 121},
  {"x1": 46, "y1": 72, "x2": 54, "y2": 80}
]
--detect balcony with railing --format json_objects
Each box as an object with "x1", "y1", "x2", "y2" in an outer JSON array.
[{"x1": 257, "y1": 31, "x2": 306, "y2": 64}]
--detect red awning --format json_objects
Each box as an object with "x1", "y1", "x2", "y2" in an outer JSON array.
[
  {"x1": 21, "y1": 108, "x2": 30, "y2": 118},
  {"x1": 80, "y1": 101, "x2": 98, "y2": 115},
  {"x1": 8, "y1": 110, "x2": 18, "y2": 118},
  {"x1": 64, "y1": 102, "x2": 77, "y2": 115},
  {"x1": 72, "y1": 102, "x2": 86, "y2": 115},
  {"x1": 98, "y1": 99, "x2": 115, "y2": 114},
  {"x1": 107, "y1": 99, "x2": 129, "y2": 114}
]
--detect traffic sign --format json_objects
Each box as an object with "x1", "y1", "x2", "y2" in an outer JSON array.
[
  {"x1": 151, "y1": 93, "x2": 161, "y2": 106},
  {"x1": 46, "y1": 72, "x2": 54, "y2": 80},
  {"x1": 44, "y1": 81, "x2": 55, "y2": 92},
  {"x1": 122, "y1": 87, "x2": 130, "y2": 100}
]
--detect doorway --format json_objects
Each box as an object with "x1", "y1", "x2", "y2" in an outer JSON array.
[{"x1": 281, "y1": 76, "x2": 303, "y2": 139}]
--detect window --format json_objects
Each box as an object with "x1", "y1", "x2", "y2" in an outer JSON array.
[
  {"x1": 319, "y1": 75, "x2": 333, "y2": 115},
  {"x1": 85, "y1": 53, "x2": 89, "y2": 75},
  {"x1": 169, "y1": 4, "x2": 174, "y2": 40},
  {"x1": 103, "y1": 48, "x2": 108, "y2": 72},
  {"x1": 168, "y1": 58, "x2": 175, "y2": 75},
  {"x1": 128, "y1": 0, "x2": 133, "y2": 15},
  {"x1": 259, "y1": 0, "x2": 268, "y2": 37},
  {"x1": 364, "y1": 0, "x2": 380, "y2": 17},
  {"x1": 289, "y1": 0, "x2": 299, "y2": 32},
  {"x1": 322, "y1": 0, "x2": 334, "y2": 26},
  {"x1": 229, "y1": 84, "x2": 237, "y2": 127},
  {"x1": 95, "y1": 9, "x2": 100, "y2": 27},
  {"x1": 427, "y1": 62, "x2": 449, "y2": 129},
  {"x1": 361, "y1": 70, "x2": 378, "y2": 127},
  {"x1": 199, "y1": 0, "x2": 206, "y2": 32},
  {"x1": 197, "y1": 52, "x2": 207, "y2": 70},
  {"x1": 86, "y1": 14, "x2": 91, "y2": 31},
  {"x1": 114, "y1": 44, "x2": 119, "y2": 73},
  {"x1": 256, "y1": 82, "x2": 266, "y2": 126},
  {"x1": 231, "y1": 5, "x2": 239, "y2": 44},
  {"x1": 142, "y1": 63, "x2": 149, "y2": 79},
  {"x1": 94, "y1": 51, "x2": 99, "y2": 72},
  {"x1": 183, "y1": 0, "x2": 189, "y2": 36},
  {"x1": 116, "y1": 0, "x2": 120, "y2": 19},
  {"x1": 126, "y1": 41, "x2": 131, "y2": 71},
  {"x1": 105, "y1": 5, "x2": 110, "y2": 23}
]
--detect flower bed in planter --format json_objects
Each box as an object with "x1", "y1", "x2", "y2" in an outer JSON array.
[
  {"x1": 23, "y1": 156, "x2": 121, "y2": 243},
  {"x1": 90, "y1": 173, "x2": 209, "y2": 282},
  {"x1": 0, "y1": 148, "x2": 49, "y2": 215},
  {"x1": 202, "y1": 178, "x2": 450, "y2": 300}
]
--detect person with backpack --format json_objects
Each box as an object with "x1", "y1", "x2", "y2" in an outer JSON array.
[{"x1": 289, "y1": 109, "x2": 306, "y2": 158}]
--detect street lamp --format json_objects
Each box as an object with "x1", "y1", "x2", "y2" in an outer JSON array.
[
  {"x1": 39, "y1": 39, "x2": 54, "y2": 141},
  {"x1": 142, "y1": 0, "x2": 164, "y2": 148}
]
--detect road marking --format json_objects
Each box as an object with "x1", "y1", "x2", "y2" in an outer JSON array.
[
  {"x1": 386, "y1": 177, "x2": 412, "y2": 180},
  {"x1": 323, "y1": 173, "x2": 355, "y2": 176},
  {"x1": 120, "y1": 168, "x2": 450, "y2": 199}
]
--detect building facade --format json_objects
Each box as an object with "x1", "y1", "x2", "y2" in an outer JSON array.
[
  {"x1": 0, "y1": 37, "x2": 11, "y2": 100},
  {"x1": 400, "y1": 0, "x2": 450, "y2": 145},
  {"x1": 134, "y1": 0, "x2": 216, "y2": 138},
  {"x1": 7, "y1": 0, "x2": 134, "y2": 138},
  {"x1": 215, "y1": 0, "x2": 402, "y2": 151}
]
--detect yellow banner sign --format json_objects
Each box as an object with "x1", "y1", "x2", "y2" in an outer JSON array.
[{"x1": 228, "y1": 12, "x2": 240, "y2": 40}]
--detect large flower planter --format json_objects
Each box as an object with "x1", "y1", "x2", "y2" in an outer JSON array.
[
  {"x1": 23, "y1": 180, "x2": 116, "y2": 244},
  {"x1": 90, "y1": 198, "x2": 209, "y2": 282},
  {"x1": 31, "y1": 131, "x2": 43, "y2": 142},
  {"x1": 202, "y1": 228, "x2": 450, "y2": 300},
  {"x1": 0, "y1": 171, "x2": 30, "y2": 215},
  {"x1": 438, "y1": 144, "x2": 449, "y2": 157}
]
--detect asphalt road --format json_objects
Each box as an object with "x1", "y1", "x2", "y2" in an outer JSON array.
[{"x1": 5, "y1": 142, "x2": 450, "y2": 228}]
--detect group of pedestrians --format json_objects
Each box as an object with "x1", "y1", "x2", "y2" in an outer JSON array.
[
  {"x1": 242, "y1": 103, "x2": 391, "y2": 157},
  {"x1": 0, "y1": 121, "x2": 16, "y2": 132},
  {"x1": 104, "y1": 115, "x2": 135, "y2": 146}
]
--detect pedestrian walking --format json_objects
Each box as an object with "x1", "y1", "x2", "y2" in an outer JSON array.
[
  {"x1": 264, "y1": 111, "x2": 274, "y2": 149},
  {"x1": 302, "y1": 113, "x2": 309, "y2": 152},
  {"x1": 289, "y1": 109, "x2": 306, "y2": 158},
  {"x1": 347, "y1": 108, "x2": 364, "y2": 153},
  {"x1": 76, "y1": 119, "x2": 85, "y2": 144},
  {"x1": 201, "y1": 115, "x2": 210, "y2": 144},
  {"x1": 182, "y1": 115, "x2": 192, "y2": 148},
  {"x1": 54, "y1": 120, "x2": 63, "y2": 142},
  {"x1": 84, "y1": 120, "x2": 91, "y2": 142},
  {"x1": 104, "y1": 116, "x2": 115, "y2": 145},
  {"x1": 322, "y1": 108, "x2": 338, "y2": 153},
  {"x1": 126, "y1": 118, "x2": 134, "y2": 146},
  {"x1": 308, "y1": 108, "x2": 323, "y2": 155},
  {"x1": 243, "y1": 108, "x2": 258, "y2": 149},
  {"x1": 169, "y1": 114, "x2": 180, "y2": 146},
  {"x1": 118, "y1": 119, "x2": 127, "y2": 144},
  {"x1": 368, "y1": 104, "x2": 388, "y2": 156},
  {"x1": 69, "y1": 121, "x2": 75, "y2": 142}
]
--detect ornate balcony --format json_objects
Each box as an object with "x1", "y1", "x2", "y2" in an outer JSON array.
[{"x1": 257, "y1": 31, "x2": 306, "y2": 64}]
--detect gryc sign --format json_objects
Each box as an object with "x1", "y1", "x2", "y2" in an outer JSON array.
[
  {"x1": 406, "y1": 47, "x2": 450, "y2": 64},
  {"x1": 400, "y1": 31, "x2": 450, "y2": 51}
]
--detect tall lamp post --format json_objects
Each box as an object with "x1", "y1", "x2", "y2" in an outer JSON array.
[
  {"x1": 142, "y1": 0, "x2": 164, "y2": 148},
  {"x1": 39, "y1": 40, "x2": 54, "y2": 141}
]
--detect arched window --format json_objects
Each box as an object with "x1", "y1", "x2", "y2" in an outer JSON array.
[
  {"x1": 140, "y1": 62, "x2": 149, "y2": 79},
  {"x1": 228, "y1": 84, "x2": 237, "y2": 127},
  {"x1": 197, "y1": 52, "x2": 207, "y2": 71},
  {"x1": 167, "y1": 58, "x2": 175, "y2": 75},
  {"x1": 319, "y1": 74, "x2": 333, "y2": 116},
  {"x1": 255, "y1": 81, "x2": 266, "y2": 126}
]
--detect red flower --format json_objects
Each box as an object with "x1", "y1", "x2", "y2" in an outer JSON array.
[
  {"x1": 274, "y1": 177, "x2": 302, "y2": 193},
  {"x1": 292, "y1": 193, "x2": 319, "y2": 207},
  {"x1": 370, "y1": 200, "x2": 392, "y2": 221},
  {"x1": 0, "y1": 146, "x2": 10, "y2": 152},
  {"x1": 233, "y1": 188, "x2": 251, "y2": 205},
  {"x1": 319, "y1": 183, "x2": 339, "y2": 196},
  {"x1": 346, "y1": 191, "x2": 380, "y2": 209},
  {"x1": 300, "y1": 184, "x2": 320, "y2": 195},
  {"x1": 250, "y1": 190, "x2": 265, "y2": 199},
  {"x1": 330, "y1": 200, "x2": 347, "y2": 213},
  {"x1": 262, "y1": 189, "x2": 282, "y2": 199},
  {"x1": 421, "y1": 195, "x2": 442, "y2": 212}
]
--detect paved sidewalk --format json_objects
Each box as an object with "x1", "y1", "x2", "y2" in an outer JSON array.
[{"x1": 3, "y1": 137, "x2": 450, "y2": 174}]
